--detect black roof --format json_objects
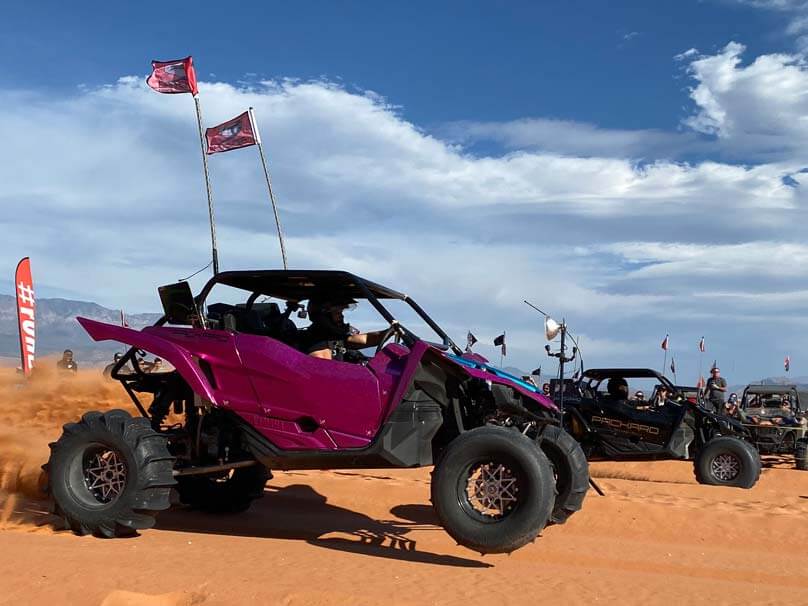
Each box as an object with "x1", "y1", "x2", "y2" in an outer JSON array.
[
  {"x1": 742, "y1": 384, "x2": 799, "y2": 395},
  {"x1": 203, "y1": 270, "x2": 406, "y2": 301},
  {"x1": 582, "y1": 368, "x2": 668, "y2": 381}
]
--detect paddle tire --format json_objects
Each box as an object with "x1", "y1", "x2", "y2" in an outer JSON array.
[
  {"x1": 176, "y1": 464, "x2": 270, "y2": 513},
  {"x1": 431, "y1": 426, "x2": 555, "y2": 554},
  {"x1": 795, "y1": 438, "x2": 808, "y2": 471},
  {"x1": 694, "y1": 436, "x2": 761, "y2": 489},
  {"x1": 537, "y1": 424, "x2": 590, "y2": 524},
  {"x1": 45, "y1": 409, "x2": 175, "y2": 537}
]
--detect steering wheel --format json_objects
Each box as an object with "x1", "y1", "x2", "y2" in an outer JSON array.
[{"x1": 375, "y1": 322, "x2": 415, "y2": 354}]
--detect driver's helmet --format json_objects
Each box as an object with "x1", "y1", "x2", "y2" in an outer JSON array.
[
  {"x1": 307, "y1": 296, "x2": 356, "y2": 334},
  {"x1": 607, "y1": 377, "x2": 629, "y2": 399}
]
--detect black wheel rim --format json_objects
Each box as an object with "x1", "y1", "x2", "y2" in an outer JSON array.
[
  {"x1": 459, "y1": 459, "x2": 523, "y2": 523},
  {"x1": 68, "y1": 443, "x2": 128, "y2": 506},
  {"x1": 710, "y1": 452, "x2": 741, "y2": 482}
]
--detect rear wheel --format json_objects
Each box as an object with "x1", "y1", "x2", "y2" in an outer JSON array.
[
  {"x1": 176, "y1": 464, "x2": 270, "y2": 513},
  {"x1": 694, "y1": 436, "x2": 760, "y2": 488},
  {"x1": 431, "y1": 426, "x2": 554, "y2": 554},
  {"x1": 795, "y1": 438, "x2": 808, "y2": 470},
  {"x1": 46, "y1": 409, "x2": 175, "y2": 537},
  {"x1": 537, "y1": 425, "x2": 589, "y2": 524}
]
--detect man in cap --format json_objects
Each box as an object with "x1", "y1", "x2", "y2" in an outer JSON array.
[
  {"x1": 301, "y1": 297, "x2": 394, "y2": 362},
  {"x1": 705, "y1": 367, "x2": 727, "y2": 414}
]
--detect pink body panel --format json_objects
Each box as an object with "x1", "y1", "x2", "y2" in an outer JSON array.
[{"x1": 234, "y1": 335, "x2": 390, "y2": 448}]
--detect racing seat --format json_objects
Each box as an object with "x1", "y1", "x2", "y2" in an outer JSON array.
[{"x1": 262, "y1": 303, "x2": 299, "y2": 347}]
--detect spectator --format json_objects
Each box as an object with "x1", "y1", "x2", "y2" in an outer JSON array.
[
  {"x1": 102, "y1": 353, "x2": 122, "y2": 378},
  {"x1": 542, "y1": 383, "x2": 551, "y2": 396},
  {"x1": 724, "y1": 398, "x2": 748, "y2": 422},
  {"x1": 149, "y1": 358, "x2": 163, "y2": 373},
  {"x1": 56, "y1": 349, "x2": 78, "y2": 374},
  {"x1": 705, "y1": 367, "x2": 727, "y2": 414},
  {"x1": 651, "y1": 386, "x2": 671, "y2": 410},
  {"x1": 633, "y1": 390, "x2": 649, "y2": 410}
]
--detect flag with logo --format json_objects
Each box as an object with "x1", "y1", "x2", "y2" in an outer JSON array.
[
  {"x1": 466, "y1": 331, "x2": 478, "y2": 352},
  {"x1": 785, "y1": 355, "x2": 791, "y2": 372},
  {"x1": 15, "y1": 257, "x2": 35, "y2": 376},
  {"x1": 494, "y1": 333, "x2": 506, "y2": 357},
  {"x1": 146, "y1": 57, "x2": 198, "y2": 95},
  {"x1": 698, "y1": 337, "x2": 705, "y2": 353},
  {"x1": 670, "y1": 357, "x2": 676, "y2": 375},
  {"x1": 205, "y1": 111, "x2": 258, "y2": 154}
]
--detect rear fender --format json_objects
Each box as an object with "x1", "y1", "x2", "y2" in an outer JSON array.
[{"x1": 77, "y1": 317, "x2": 217, "y2": 404}]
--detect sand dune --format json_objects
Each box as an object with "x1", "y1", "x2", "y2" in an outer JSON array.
[{"x1": 1, "y1": 367, "x2": 808, "y2": 605}]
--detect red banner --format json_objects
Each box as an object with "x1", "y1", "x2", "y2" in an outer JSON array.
[
  {"x1": 15, "y1": 257, "x2": 35, "y2": 376},
  {"x1": 146, "y1": 56, "x2": 198, "y2": 95},
  {"x1": 205, "y1": 111, "x2": 257, "y2": 154}
]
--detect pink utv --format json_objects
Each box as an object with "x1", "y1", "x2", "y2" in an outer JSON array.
[{"x1": 45, "y1": 270, "x2": 589, "y2": 554}]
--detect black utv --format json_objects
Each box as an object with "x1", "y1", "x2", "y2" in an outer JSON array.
[
  {"x1": 739, "y1": 384, "x2": 808, "y2": 469},
  {"x1": 560, "y1": 368, "x2": 761, "y2": 489}
]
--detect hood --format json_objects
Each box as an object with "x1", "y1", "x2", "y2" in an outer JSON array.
[{"x1": 444, "y1": 352, "x2": 558, "y2": 413}]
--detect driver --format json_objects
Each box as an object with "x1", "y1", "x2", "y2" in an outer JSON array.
[
  {"x1": 300, "y1": 297, "x2": 391, "y2": 361},
  {"x1": 605, "y1": 377, "x2": 629, "y2": 402}
]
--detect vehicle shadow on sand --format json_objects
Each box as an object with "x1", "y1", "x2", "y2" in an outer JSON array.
[{"x1": 155, "y1": 484, "x2": 491, "y2": 568}]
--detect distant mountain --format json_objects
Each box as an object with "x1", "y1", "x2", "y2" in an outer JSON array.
[
  {"x1": 728, "y1": 376, "x2": 808, "y2": 393},
  {"x1": 0, "y1": 295, "x2": 161, "y2": 366}
]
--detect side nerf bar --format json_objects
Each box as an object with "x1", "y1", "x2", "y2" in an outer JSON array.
[{"x1": 77, "y1": 317, "x2": 218, "y2": 405}]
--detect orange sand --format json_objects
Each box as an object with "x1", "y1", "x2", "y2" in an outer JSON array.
[{"x1": 1, "y1": 365, "x2": 807, "y2": 605}]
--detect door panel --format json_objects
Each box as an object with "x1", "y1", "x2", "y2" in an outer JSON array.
[{"x1": 234, "y1": 334, "x2": 383, "y2": 449}]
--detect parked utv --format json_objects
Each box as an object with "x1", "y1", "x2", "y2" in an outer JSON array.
[
  {"x1": 560, "y1": 368, "x2": 761, "y2": 488},
  {"x1": 738, "y1": 384, "x2": 808, "y2": 469},
  {"x1": 45, "y1": 270, "x2": 589, "y2": 554}
]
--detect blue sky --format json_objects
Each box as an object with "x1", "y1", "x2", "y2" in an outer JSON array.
[
  {"x1": 0, "y1": 1, "x2": 785, "y2": 128},
  {"x1": 2, "y1": 0, "x2": 808, "y2": 383}
]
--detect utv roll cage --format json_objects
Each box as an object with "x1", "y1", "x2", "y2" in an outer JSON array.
[
  {"x1": 190, "y1": 270, "x2": 463, "y2": 354},
  {"x1": 741, "y1": 384, "x2": 806, "y2": 414}
]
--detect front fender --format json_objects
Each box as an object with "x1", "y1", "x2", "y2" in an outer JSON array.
[{"x1": 77, "y1": 317, "x2": 218, "y2": 404}]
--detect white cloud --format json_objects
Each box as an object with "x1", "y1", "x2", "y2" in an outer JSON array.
[
  {"x1": 2, "y1": 46, "x2": 808, "y2": 380},
  {"x1": 682, "y1": 41, "x2": 808, "y2": 161}
]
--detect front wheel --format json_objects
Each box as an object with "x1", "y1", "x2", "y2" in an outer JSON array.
[
  {"x1": 46, "y1": 409, "x2": 175, "y2": 537},
  {"x1": 694, "y1": 436, "x2": 761, "y2": 489},
  {"x1": 431, "y1": 426, "x2": 555, "y2": 554}
]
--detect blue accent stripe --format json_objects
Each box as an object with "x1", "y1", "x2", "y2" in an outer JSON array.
[{"x1": 446, "y1": 354, "x2": 539, "y2": 393}]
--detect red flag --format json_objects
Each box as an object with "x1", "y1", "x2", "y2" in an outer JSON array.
[
  {"x1": 698, "y1": 336, "x2": 705, "y2": 353},
  {"x1": 661, "y1": 334, "x2": 669, "y2": 351},
  {"x1": 15, "y1": 257, "x2": 35, "y2": 376},
  {"x1": 205, "y1": 111, "x2": 257, "y2": 154},
  {"x1": 147, "y1": 56, "x2": 198, "y2": 95}
]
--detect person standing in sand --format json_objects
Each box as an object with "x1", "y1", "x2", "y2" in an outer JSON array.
[{"x1": 705, "y1": 367, "x2": 727, "y2": 414}]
